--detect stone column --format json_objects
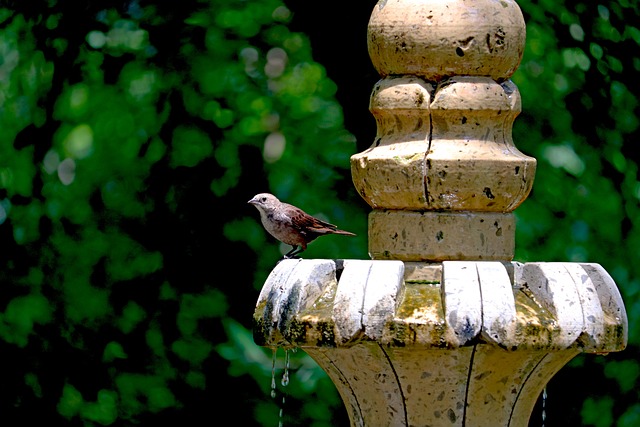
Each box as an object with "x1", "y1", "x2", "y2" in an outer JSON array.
[
  {"x1": 352, "y1": 0, "x2": 533, "y2": 262},
  {"x1": 253, "y1": 1, "x2": 627, "y2": 426}
]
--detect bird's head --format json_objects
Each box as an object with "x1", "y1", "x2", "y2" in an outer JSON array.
[{"x1": 248, "y1": 193, "x2": 280, "y2": 213}]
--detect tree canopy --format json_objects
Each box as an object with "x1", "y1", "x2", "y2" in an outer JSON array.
[{"x1": 0, "y1": 0, "x2": 638, "y2": 426}]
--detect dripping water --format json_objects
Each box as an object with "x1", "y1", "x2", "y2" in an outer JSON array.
[
  {"x1": 270, "y1": 347, "x2": 296, "y2": 427},
  {"x1": 279, "y1": 397, "x2": 285, "y2": 427},
  {"x1": 281, "y1": 348, "x2": 291, "y2": 386},
  {"x1": 270, "y1": 348, "x2": 277, "y2": 399},
  {"x1": 541, "y1": 387, "x2": 547, "y2": 427}
]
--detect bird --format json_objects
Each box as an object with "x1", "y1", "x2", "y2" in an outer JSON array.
[{"x1": 248, "y1": 193, "x2": 356, "y2": 258}]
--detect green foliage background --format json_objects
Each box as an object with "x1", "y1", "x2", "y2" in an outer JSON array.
[{"x1": 0, "y1": 0, "x2": 638, "y2": 426}]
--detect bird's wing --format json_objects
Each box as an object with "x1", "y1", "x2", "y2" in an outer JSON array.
[{"x1": 289, "y1": 206, "x2": 337, "y2": 232}]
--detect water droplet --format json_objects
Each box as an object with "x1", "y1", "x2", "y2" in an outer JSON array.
[
  {"x1": 281, "y1": 348, "x2": 291, "y2": 387},
  {"x1": 279, "y1": 396, "x2": 285, "y2": 427},
  {"x1": 270, "y1": 347, "x2": 277, "y2": 399},
  {"x1": 541, "y1": 387, "x2": 547, "y2": 426}
]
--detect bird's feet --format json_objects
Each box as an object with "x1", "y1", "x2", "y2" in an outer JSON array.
[
  {"x1": 276, "y1": 255, "x2": 300, "y2": 265},
  {"x1": 283, "y1": 246, "x2": 303, "y2": 259}
]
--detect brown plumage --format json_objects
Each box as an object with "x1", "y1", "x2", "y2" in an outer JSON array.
[{"x1": 248, "y1": 193, "x2": 355, "y2": 258}]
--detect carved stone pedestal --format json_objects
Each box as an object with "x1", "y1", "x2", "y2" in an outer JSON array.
[
  {"x1": 253, "y1": 259, "x2": 626, "y2": 426},
  {"x1": 253, "y1": 0, "x2": 628, "y2": 425}
]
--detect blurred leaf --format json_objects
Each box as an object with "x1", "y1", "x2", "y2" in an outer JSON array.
[
  {"x1": 0, "y1": 293, "x2": 53, "y2": 347},
  {"x1": 171, "y1": 337, "x2": 213, "y2": 365},
  {"x1": 618, "y1": 404, "x2": 640, "y2": 427},
  {"x1": 170, "y1": 126, "x2": 213, "y2": 168},
  {"x1": 116, "y1": 301, "x2": 146, "y2": 334},
  {"x1": 57, "y1": 383, "x2": 84, "y2": 418},
  {"x1": 79, "y1": 389, "x2": 118, "y2": 425},
  {"x1": 604, "y1": 359, "x2": 640, "y2": 393},
  {"x1": 581, "y1": 396, "x2": 614, "y2": 427},
  {"x1": 216, "y1": 318, "x2": 273, "y2": 381},
  {"x1": 103, "y1": 341, "x2": 128, "y2": 362}
]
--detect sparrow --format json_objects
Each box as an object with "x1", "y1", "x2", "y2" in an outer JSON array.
[{"x1": 248, "y1": 193, "x2": 356, "y2": 258}]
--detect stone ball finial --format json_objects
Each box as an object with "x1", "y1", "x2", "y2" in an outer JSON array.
[{"x1": 368, "y1": 0, "x2": 527, "y2": 81}]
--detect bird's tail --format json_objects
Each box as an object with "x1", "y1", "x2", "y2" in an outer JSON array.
[{"x1": 333, "y1": 229, "x2": 356, "y2": 236}]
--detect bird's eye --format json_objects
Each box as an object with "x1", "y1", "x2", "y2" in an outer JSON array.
[{"x1": 261, "y1": 197, "x2": 267, "y2": 202}]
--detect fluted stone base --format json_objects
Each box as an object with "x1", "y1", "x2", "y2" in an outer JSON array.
[
  {"x1": 306, "y1": 344, "x2": 578, "y2": 426},
  {"x1": 253, "y1": 259, "x2": 627, "y2": 427}
]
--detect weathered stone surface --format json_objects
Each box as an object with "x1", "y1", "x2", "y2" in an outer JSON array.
[
  {"x1": 351, "y1": 77, "x2": 536, "y2": 214},
  {"x1": 254, "y1": 260, "x2": 626, "y2": 426},
  {"x1": 351, "y1": 76, "x2": 432, "y2": 210},
  {"x1": 254, "y1": 260, "x2": 627, "y2": 352},
  {"x1": 580, "y1": 263, "x2": 628, "y2": 353},
  {"x1": 427, "y1": 78, "x2": 536, "y2": 212},
  {"x1": 253, "y1": 258, "x2": 339, "y2": 347},
  {"x1": 332, "y1": 259, "x2": 405, "y2": 344},
  {"x1": 441, "y1": 261, "x2": 483, "y2": 346},
  {"x1": 477, "y1": 261, "x2": 518, "y2": 347},
  {"x1": 368, "y1": 210, "x2": 515, "y2": 261},
  {"x1": 367, "y1": 0, "x2": 526, "y2": 81}
]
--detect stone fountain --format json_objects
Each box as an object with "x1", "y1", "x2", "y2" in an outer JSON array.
[{"x1": 253, "y1": 0, "x2": 628, "y2": 425}]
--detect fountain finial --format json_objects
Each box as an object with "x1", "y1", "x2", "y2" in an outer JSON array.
[{"x1": 353, "y1": 0, "x2": 535, "y2": 261}]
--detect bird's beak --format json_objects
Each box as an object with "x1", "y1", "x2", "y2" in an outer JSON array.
[{"x1": 248, "y1": 197, "x2": 256, "y2": 205}]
